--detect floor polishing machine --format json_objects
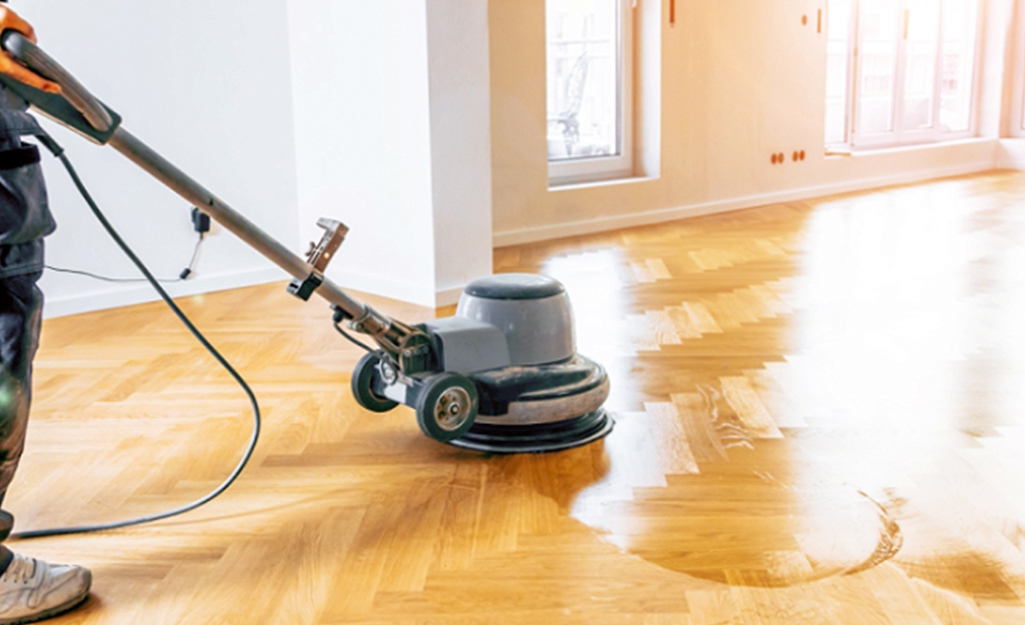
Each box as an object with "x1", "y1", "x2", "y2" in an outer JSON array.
[{"x1": 1, "y1": 32, "x2": 613, "y2": 454}]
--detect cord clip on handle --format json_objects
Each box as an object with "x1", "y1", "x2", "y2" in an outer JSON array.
[{"x1": 0, "y1": 30, "x2": 112, "y2": 132}]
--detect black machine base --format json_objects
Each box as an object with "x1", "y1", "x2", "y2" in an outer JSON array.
[{"x1": 448, "y1": 409, "x2": 614, "y2": 454}]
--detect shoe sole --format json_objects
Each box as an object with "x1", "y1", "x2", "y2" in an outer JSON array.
[{"x1": 0, "y1": 569, "x2": 92, "y2": 625}]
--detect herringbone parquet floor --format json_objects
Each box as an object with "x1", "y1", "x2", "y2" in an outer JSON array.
[{"x1": 11, "y1": 170, "x2": 1025, "y2": 623}]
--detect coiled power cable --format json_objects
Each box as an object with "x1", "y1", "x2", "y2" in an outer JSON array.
[{"x1": 13, "y1": 133, "x2": 261, "y2": 539}]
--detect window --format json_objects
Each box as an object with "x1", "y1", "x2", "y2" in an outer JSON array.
[
  {"x1": 546, "y1": 0, "x2": 633, "y2": 185},
  {"x1": 825, "y1": 0, "x2": 980, "y2": 149}
]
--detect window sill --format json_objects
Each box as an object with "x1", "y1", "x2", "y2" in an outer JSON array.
[
  {"x1": 549, "y1": 174, "x2": 658, "y2": 192},
  {"x1": 824, "y1": 137, "x2": 993, "y2": 160}
]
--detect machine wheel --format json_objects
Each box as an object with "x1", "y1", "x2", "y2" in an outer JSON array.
[
  {"x1": 416, "y1": 373, "x2": 478, "y2": 443},
  {"x1": 351, "y1": 352, "x2": 399, "y2": 413}
]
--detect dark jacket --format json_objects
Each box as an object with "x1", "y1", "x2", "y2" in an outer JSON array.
[{"x1": 0, "y1": 88, "x2": 53, "y2": 278}]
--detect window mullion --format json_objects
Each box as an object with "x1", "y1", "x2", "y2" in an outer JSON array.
[
  {"x1": 852, "y1": 0, "x2": 864, "y2": 142},
  {"x1": 931, "y1": 0, "x2": 944, "y2": 137},
  {"x1": 893, "y1": 1, "x2": 908, "y2": 143},
  {"x1": 847, "y1": 0, "x2": 859, "y2": 142}
]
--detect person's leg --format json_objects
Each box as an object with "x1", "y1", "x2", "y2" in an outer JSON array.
[
  {"x1": 0, "y1": 265, "x2": 42, "y2": 559},
  {"x1": 0, "y1": 245, "x2": 90, "y2": 625}
]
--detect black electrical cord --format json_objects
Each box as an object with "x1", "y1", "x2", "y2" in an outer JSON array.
[
  {"x1": 12, "y1": 136, "x2": 261, "y2": 540},
  {"x1": 182, "y1": 232, "x2": 204, "y2": 277},
  {"x1": 45, "y1": 232, "x2": 204, "y2": 283},
  {"x1": 333, "y1": 320, "x2": 374, "y2": 353},
  {"x1": 45, "y1": 265, "x2": 179, "y2": 283}
]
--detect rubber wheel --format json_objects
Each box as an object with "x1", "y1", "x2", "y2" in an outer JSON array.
[
  {"x1": 351, "y1": 352, "x2": 399, "y2": 413},
  {"x1": 416, "y1": 373, "x2": 479, "y2": 443}
]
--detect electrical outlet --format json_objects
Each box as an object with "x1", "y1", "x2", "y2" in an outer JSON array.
[{"x1": 191, "y1": 207, "x2": 211, "y2": 233}]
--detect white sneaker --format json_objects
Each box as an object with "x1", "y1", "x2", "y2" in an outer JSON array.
[{"x1": 0, "y1": 554, "x2": 91, "y2": 624}]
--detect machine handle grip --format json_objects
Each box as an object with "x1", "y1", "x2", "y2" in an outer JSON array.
[{"x1": 1, "y1": 30, "x2": 112, "y2": 132}]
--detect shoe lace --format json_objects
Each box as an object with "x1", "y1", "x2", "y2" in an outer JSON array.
[{"x1": 0, "y1": 556, "x2": 36, "y2": 585}]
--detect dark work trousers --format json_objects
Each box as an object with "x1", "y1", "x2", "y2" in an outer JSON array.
[
  {"x1": 0, "y1": 257, "x2": 42, "y2": 561},
  {"x1": 0, "y1": 90, "x2": 58, "y2": 566}
]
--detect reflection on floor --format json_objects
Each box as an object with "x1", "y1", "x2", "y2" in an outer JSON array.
[{"x1": 13, "y1": 170, "x2": 1025, "y2": 623}]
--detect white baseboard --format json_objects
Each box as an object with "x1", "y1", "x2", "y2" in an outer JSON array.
[
  {"x1": 45, "y1": 265, "x2": 467, "y2": 319},
  {"x1": 43, "y1": 266, "x2": 285, "y2": 319},
  {"x1": 434, "y1": 284, "x2": 466, "y2": 308},
  {"x1": 493, "y1": 160, "x2": 996, "y2": 248}
]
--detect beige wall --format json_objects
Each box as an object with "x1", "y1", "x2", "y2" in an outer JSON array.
[{"x1": 490, "y1": 0, "x2": 1005, "y2": 246}]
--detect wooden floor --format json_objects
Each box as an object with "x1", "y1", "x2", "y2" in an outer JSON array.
[{"x1": 12, "y1": 170, "x2": 1025, "y2": 623}]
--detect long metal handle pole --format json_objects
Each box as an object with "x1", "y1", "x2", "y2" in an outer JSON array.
[{"x1": 108, "y1": 127, "x2": 368, "y2": 320}]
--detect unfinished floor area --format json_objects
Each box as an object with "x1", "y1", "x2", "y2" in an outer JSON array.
[{"x1": 12, "y1": 170, "x2": 1025, "y2": 624}]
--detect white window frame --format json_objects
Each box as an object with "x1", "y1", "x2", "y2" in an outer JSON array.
[
  {"x1": 827, "y1": 0, "x2": 982, "y2": 150},
  {"x1": 547, "y1": 0, "x2": 634, "y2": 186},
  {"x1": 826, "y1": 2, "x2": 857, "y2": 146}
]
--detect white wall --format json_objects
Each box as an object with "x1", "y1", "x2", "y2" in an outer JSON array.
[
  {"x1": 22, "y1": 0, "x2": 300, "y2": 318},
  {"x1": 1006, "y1": 0, "x2": 1025, "y2": 137},
  {"x1": 426, "y1": 0, "x2": 494, "y2": 302},
  {"x1": 287, "y1": 0, "x2": 492, "y2": 308},
  {"x1": 287, "y1": 0, "x2": 438, "y2": 307},
  {"x1": 978, "y1": 0, "x2": 1017, "y2": 137},
  {"x1": 22, "y1": 0, "x2": 491, "y2": 318}
]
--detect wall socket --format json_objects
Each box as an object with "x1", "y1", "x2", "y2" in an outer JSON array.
[
  {"x1": 191, "y1": 207, "x2": 211, "y2": 233},
  {"x1": 772, "y1": 150, "x2": 806, "y2": 165}
]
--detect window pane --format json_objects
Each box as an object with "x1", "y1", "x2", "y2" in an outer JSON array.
[
  {"x1": 901, "y1": 0, "x2": 940, "y2": 131},
  {"x1": 857, "y1": 0, "x2": 900, "y2": 134},
  {"x1": 546, "y1": 0, "x2": 620, "y2": 161},
  {"x1": 825, "y1": 0, "x2": 852, "y2": 145},
  {"x1": 939, "y1": 0, "x2": 977, "y2": 132}
]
